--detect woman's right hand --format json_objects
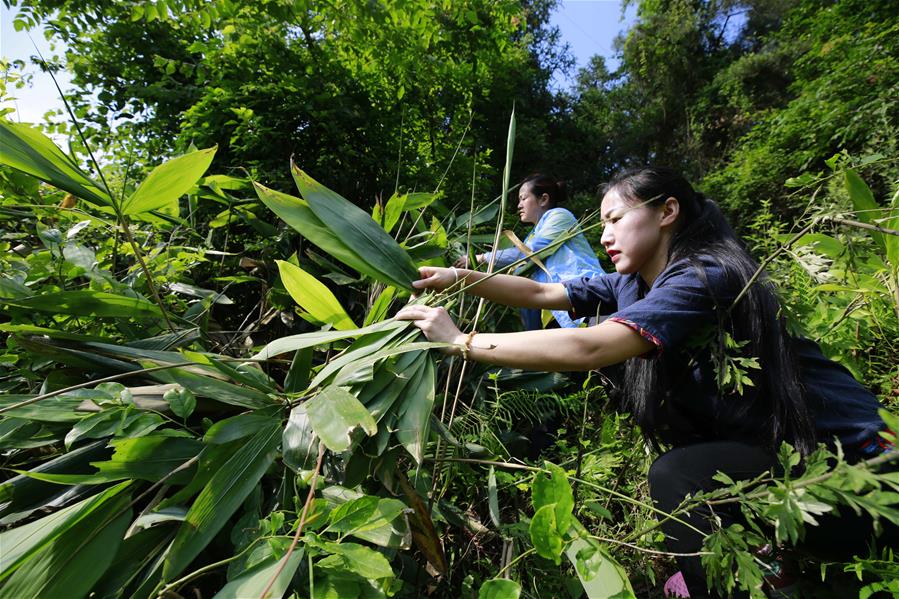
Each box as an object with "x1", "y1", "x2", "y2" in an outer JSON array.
[{"x1": 411, "y1": 266, "x2": 458, "y2": 291}]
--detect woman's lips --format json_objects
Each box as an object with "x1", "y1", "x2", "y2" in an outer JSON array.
[{"x1": 607, "y1": 250, "x2": 621, "y2": 263}]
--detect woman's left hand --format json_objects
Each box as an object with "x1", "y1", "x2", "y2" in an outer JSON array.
[{"x1": 395, "y1": 305, "x2": 466, "y2": 351}]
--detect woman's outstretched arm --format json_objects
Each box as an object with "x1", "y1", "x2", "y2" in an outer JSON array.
[
  {"x1": 413, "y1": 266, "x2": 569, "y2": 310},
  {"x1": 395, "y1": 305, "x2": 653, "y2": 371}
]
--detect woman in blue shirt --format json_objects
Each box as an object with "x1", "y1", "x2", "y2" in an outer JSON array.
[
  {"x1": 456, "y1": 173, "x2": 604, "y2": 329},
  {"x1": 399, "y1": 167, "x2": 894, "y2": 598}
]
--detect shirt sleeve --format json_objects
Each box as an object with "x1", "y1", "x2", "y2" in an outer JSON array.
[
  {"x1": 607, "y1": 259, "x2": 733, "y2": 357},
  {"x1": 563, "y1": 274, "x2": 621, "y2": 319},
  {"x1": 487, "y1": 246, "x2": 525, "y2": 268}
]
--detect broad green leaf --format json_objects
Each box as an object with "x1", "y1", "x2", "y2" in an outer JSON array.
[
  {"x1": 291, "y1": 164, "x2": 419, "y2": 289},
  {"x1": 252, "y1": 319, "x2": 405, "y2": 360},
  {"x1": 94, "y1": 436, "x2": 200, "y2": 482},
  {"x1": 163, "y1": 421, "x2": 281, "y2": 581},
  {"x1": 395, "y1": 356, "x2": 435, "y2": 463},
  {"x1": 18, "y1": 436, "x2": 199, "y2": 485},
  {"x1": 284, "y1": 346, "x2": 313, "y2": 393},
  {"x1": 0, "y1": 496, "x2": 87, "y2": 577},
  {"x1": 205, "y1": 410, "x2": 281, "y2": 445},
  {"x1": 148, "y1": 363, "x2": 273, "y2": 409},
  {"x1": 786, "y1": 233, "x2": 844, "y2": 258},
  {"x1": 332, "y1": 341, "x2": 444, "y2": 387},
  {"x1": 361, "y1": 350, "x2": 424, "y2": 421},
  {"x1": 320, "y1": 487, "x2": 410, "y2": 549},
  {"x1": 64, "y1": 408, "x2": 163, "y2": 449},
  {"x1": 277, "y1": 260, "x2": 356, "y2": 330},
  {"x1": 122, "y1": 146, "x2": 216, "y2": 215},
  {"x1": 317, "y1": 541, "x2": 394, "y2": 580},
  {"x1": 533, "y1": 462, "x2": 574, "y2": 534},
  {"x1": 529, "y1": 504, "x2": 563, "y2": 564},
  {"x1": 254, "y1": 182, "x2": 387, "y2": 283},
  {"x1": 164, "y1": 386, "x2": 196, "y2": 419},
  {"x1": 0, "y1": 120, "x2": 112, "y2": 207},
  {"x1": 327, "y1": 495, "x2": 379, "y2": 533},
  {"x1": 0, "y1": 482, "x2": 132, "y2": 598},
  {"x1": 305, "y1": 385, "x2": 377, "y2": 452},
  {"x1": 404, "y1": 191, "x2": 439, "y2": 210},
  {"x1": 565, "y1": 536, "x2": 635, "y2": 599},
  {"x1": 90, "y1": 524, "x2": 174, "y2": 599},
  {"x1": 479, "y1": 579, "x2": 522, "y2": 599},
  {"x1": 0, "y1": 394, "x2": 84, "y2": 422},
  {"x1": 382, "y1": 192, "x2": 407, "y2": 233},
  {"x1": 212, "y1": 548, "x2": 304, "y2": 599},
  {"x1": 282, "y1": 404, "x2": 320, "y2": 472},
  {"x1": 0, "y1": 290, "x2": 163, "y2": 319},
  {"x1": 309, "y1": 323, "x2": 413, "y2": 389},
  {"x1": 844, "y1": 169, "x2": 885, "y2": 251}
]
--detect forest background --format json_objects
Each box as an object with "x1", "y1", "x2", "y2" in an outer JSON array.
[{"x1": 0, "y1": 1, "x2": 898, "y2": 598}]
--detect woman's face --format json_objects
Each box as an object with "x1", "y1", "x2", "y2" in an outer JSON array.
[
  {"x1": 599, "y1": 188, "x2": 670, "y2": 279},
  {"x1": 517, "y1": 183, "x2": 549, "y2": 224}
]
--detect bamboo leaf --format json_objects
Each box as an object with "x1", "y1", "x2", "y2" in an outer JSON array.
[
  {"x1": 0, "y1": 290, "x2": 163, "y2": 319},
  {"x1": 252, "y1": 319, "x2": 405, "y2": 360},
  {"x1": 290, "y1": 163, "x2": 419, "y2": 289},
  {"x1": 163, "y1": 421, "x2": 281, "y2": 581},
  {"x1": 282, "y1": 404, "x2": 320, "y2": 472},
  {"x1": 382, "y1": 192, "x2": 407, "y2": 233},
  {"x1": 212, "y1": 548, "x2": 304, "y2": 599},
  {"x1": 844, "y1": 169, "x2": 885, "y2": 251},
  {"x1": 254, "y1": 182, "x2": 387, "y2": 283},
  {"x1": 305, "y1": 385, "x2": 377, "y2": 452},
  {"x1": 488, "y1": 466, "x2": 501, "y2": 528},
  {"x1": 276, "y1": 260, "x2": 356, "y2": 330},
  {"x1": 147, "y1": 363, "x2": 273, "y2": 409},
  {"x1": 0, "y1": 482, "x2": 132, "y2": 599},
  {"x1": 395, "y1": 355, "x2": 435, "y2": 463},
  {"x1": 0, "y1": 120, "x2": 112, "y2": 207},
  {"x1": 122, "y1": 146, "x2": 217, "y2": 215}
]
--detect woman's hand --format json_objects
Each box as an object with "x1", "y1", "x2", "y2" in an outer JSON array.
[
  {"x1": 452, "y1": 254, "x2": 484, "y2": 269},
  {"x1": 395, "y1": 305, "x2": 466, "y2": 353},
  {"x1": 411, "y1": 266, "x2": 459, "y2": 291}
]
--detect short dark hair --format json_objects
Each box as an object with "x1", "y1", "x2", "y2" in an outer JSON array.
[{"x1": 520, "y1": 173, "x2": 567, "y2": 207}]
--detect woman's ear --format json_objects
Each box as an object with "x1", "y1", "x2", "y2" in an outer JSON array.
[
  {"x1": 660, "y1": 196, "x2": 680, "y2": 227},
  {"x1": 539, "y1": 193, "x2": 550, "y2": 207}
]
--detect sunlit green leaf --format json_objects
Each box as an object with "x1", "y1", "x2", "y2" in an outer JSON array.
[
  {"x1": 212, "y1": 548, "x2": 304, "y2": 599},
  {"x1": 122, "y1": 146, "x2": 216, "y2": 215},
  {"x1": 0, "y1": 120, "x2": 112, "y2": 207},
  {"x1": 479, "y1": 578, "x2": 521, "y2": 599},
  {"x1": 276, "y1": 260, "x2": 356, "y2": 330},
  {"x1": 291, "y1": 163, "x2": 419, "y2": 289},
  {"x1": 529, "y1": 504, "x2": 563, "y2": 564}
]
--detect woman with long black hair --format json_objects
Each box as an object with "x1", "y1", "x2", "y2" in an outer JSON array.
[{"x1": 397, "y1": 167, "x2": 893, "y2": 598}]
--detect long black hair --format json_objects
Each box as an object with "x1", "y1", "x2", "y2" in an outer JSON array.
[{"x1": 604, "y1": 167, "x2": 816, "y2": 455}]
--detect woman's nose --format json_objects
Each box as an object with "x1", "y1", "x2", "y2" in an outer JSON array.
[{"x1": 600, "y1": 226, "x2": 612, "y2": 246}]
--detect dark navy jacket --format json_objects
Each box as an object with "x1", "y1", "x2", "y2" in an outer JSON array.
[{"x1": 563, "y1": 256, "x2": 884, "y2": 450}]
